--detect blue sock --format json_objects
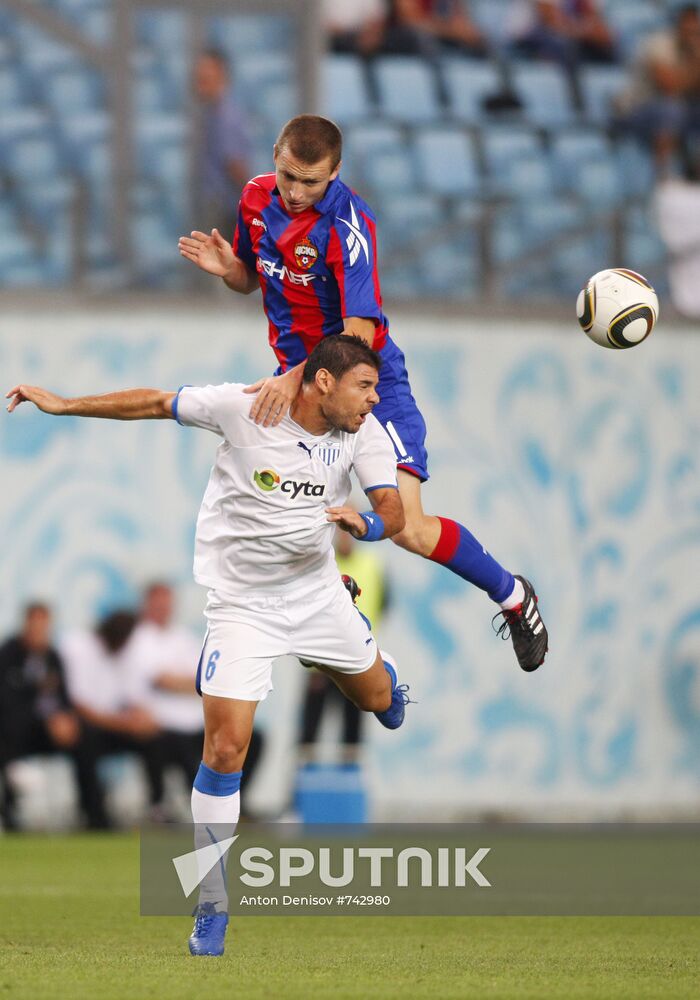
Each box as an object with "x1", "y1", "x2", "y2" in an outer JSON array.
[{"x1": 428, "y1": 517, "x2": 515, "y2": 603}]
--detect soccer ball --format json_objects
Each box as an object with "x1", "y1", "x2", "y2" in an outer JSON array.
[{"x1": 576, "y1": 268, "x2": 659, "y2": 349}]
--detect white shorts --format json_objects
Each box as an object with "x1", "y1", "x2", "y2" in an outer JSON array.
[{"x1": 196, "y1": 573, "x2": 378, "y2": 701}]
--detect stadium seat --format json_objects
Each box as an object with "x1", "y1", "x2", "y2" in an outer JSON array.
[
  {"x1": 622, "y1": 205, "x2": 667, "y2": 277},
  {"x1": 511, "y1": 61, "x2": 575, "y2": 128},
  {"x1": 43, "y1": 69, "x2": 104, "y2": 114},
  {"x1": 136, "y1": 10, "x2": 187, "y2": 52},
  {"x1": 6, "y1": 137, "x2": 65, "y2": 183},
  {"x1": 480, "y1": 125, "x2": 547, "y2": 195},
  {"x1": 489, "y1": 205, "x2": 529, "y2": 264},
  {"x1": 373, "y1": 56, "x2": 442, "y2": 124},
  {"x1": 207, "y1": 15, "x2": 291, "y2": 57},
  {"x1": 616, "y1": 140, "x2": 655, "y2": 198},
  {"x1": 378, "y1": 194, "x2": 445, "y2": 255},
  {"x1": 518, "y1": 196, "x2": 584, "y2": 246},
  {"x1": 322, "y1": 55, "x2": 372, "y2": 125},
  {"x1": 442, "y1": 57, "x2": 503, "y2": 124},
  {"x1": 550, "y1": 129, "x2": 612, "y2": 187},
  {"x1": 606, "y1": 3, "x2": 667, "y2": 59},
  {"x1": 0, "y1": 66, "x2": 27, "y2": 107},
  {"x1": 566, "y1": 158, "x2": 621, "y2": 210},
  {"x1": 469, "y1": 0, "x2": 512, "y2": 46},
  {"x1": 237, "y1": 52, "x2": 293, "y2": 94},
  {"x1": 16, "y1": 26, "x2": 80, "y2": 74},
  {"x1": 579, "y1": 65, "x2": 626, "y2": 125},
  {"x1": 360, "y1": 149, "x2": 417, "y2": 195},
  {"x1": 413, "y1": 128, "x2": 480, "y2": 197},
  {"x1": 553, "y1": 232, "x2": 613, "y2": 296}
]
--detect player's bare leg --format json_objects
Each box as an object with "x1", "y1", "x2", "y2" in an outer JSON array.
[
  {"x1": 188, "y1": 696, "x2": 257, "y2": 957},
  {"x1": 313, "y1": 649, "x2": 412, "y2": 731},
  {"x1": 392, "y1": 470, "x2": 548, "y2": 672}
]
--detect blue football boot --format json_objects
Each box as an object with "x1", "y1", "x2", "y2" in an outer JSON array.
[
  {"x1": 188, "y1": 902, "x2": 228, "y2": 956},
  {"x1": 374, "y1": 654, "x2": 413, "y2": 731}
]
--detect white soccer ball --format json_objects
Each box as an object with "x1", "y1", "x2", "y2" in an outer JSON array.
[{"x1": 576, "y1": 268, "x2": 659, "y2": 349}]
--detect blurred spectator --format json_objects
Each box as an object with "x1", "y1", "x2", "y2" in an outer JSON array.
[
  {"x1": 616, "y1": 4, "x2": 700, "y2": 176},
  {"x1": 0, "y1": 603, "x2": 104, "y2": 830},
  {"x1": 125, "y1": 583, "x2": 263, "y2": 818},
  {"x1": 60, "y1": 611, "x2": 164, "y2": 827},
  {"x1": 324, "y1": 0, "x2": 385, "y2": 55},
  {"x1": 378, "y1": 0, "x2": 487, "y2": 59},
  {"x1": 508, "y1": 0, "x2": 617, "y2": 66},
  {"x1": 193, "y1": 49, "x2": 253, "y2": 240},
  {"x1": 298, "y1": 530, "x2": 390, "y2": 765}
]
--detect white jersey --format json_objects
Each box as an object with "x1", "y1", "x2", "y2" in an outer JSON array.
[
  {"x1": 174, "y1": 383, "x2": 397, "y2": 599},
  {"x1": 123, "y1": 621, "x2": 204, "y2": 733}
]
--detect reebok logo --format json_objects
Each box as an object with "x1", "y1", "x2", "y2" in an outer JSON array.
[{"x1": 337, "y1": 202, "x2": 370, "y2": 267}]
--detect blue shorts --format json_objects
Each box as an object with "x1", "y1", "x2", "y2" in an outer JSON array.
[
  {"x1": 274, "y1": 335, "x2": 430, "y2": 482},
  {"x1": 374, "y1": 336, "x2": 429, "y2": 482}
]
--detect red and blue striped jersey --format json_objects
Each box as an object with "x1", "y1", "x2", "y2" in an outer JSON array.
[{"x1": 233, "y1": 173, "x2": 389, "y2": 372}]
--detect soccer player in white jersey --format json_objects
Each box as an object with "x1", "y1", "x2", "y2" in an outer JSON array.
[{"x1": 6, "y1": 335, "x2": 410, "y2": 957}]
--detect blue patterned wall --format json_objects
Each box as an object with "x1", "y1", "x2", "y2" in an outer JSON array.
[{"x1": 2, "y1": 309, "x2": 699, "y2": 815}]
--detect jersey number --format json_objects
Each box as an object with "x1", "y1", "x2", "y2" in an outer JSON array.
[{"x1": 205, "y1": 649, "x2": 220, "y2": 681}]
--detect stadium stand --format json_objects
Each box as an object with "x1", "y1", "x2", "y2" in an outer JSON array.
[{"x1": 0, "y1": 1, "x2": 680, "y2": 299}]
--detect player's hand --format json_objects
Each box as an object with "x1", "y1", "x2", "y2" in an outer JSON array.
[
  {"x1": 45, "y1": 711, "x2": 80, "y2": 748},
  {"x1": 178, "y1": 228, "x2": 235, "y2": 277},
  {"x1": 6, "y1": 384, "x2": 66, "y2": 414},
  {"x1": 326, "y1": 507, "x2": 368, "y2": 539},
  {"x1": 245, "y1": 367, "x2": 303, "y2": 427}
]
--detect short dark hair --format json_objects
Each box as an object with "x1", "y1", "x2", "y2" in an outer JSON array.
[
  {"x1": 96, "y1": 610, "x2": 137, "y2": 654},
  {"x1": 676, "y1": 3, "x2": 698, "y2": 22},
  {"x1": 303, "y1": 334, "x2": 381, "y2": 384},
  {"x1": 23, "y1": 602, "x2": 50, "y2": 619},
  {"x1": 276, "y1": 115, "x2": 343, "y2": 169},
  {"x1": 201, "y1": 48, "x2": 230, "y2": 73}
]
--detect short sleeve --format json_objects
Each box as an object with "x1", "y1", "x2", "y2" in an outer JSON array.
[
  {"x1": 174, "y1": 383, "x2": 243, "y2": 436},
  {"x1": 351, "y1": 415, "x2": 398, "y2": 493},
  {"x1": 327, "y1": 198, "x2": 383, "y2": 323},
  {"x1": 233, "y1": 200, "x2": 257, "y2": 271}
]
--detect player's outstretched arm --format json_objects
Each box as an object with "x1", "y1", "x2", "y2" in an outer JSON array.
[
  {"x1": 177, "y1": 228, "x2": 258, "y2": 294},
  {"x1": 327, "y1": 487, "x2": 405, "y2": 541},
  {"x1": 6, "y1": 384, "x2": 176, "y2": 420}
]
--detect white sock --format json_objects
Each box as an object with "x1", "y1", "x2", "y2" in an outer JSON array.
[
  {"x1": 191, "y1": 778, "x2": 241, "y2": 912},
  {"x1": 499, "y1": 577, "x2": 525, "y2": 611}
]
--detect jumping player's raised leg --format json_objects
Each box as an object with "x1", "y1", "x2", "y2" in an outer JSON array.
[{"x1": 311, "y1": 648, "x2": 411, "y2": 731}]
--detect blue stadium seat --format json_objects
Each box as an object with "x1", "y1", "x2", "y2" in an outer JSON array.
[
  {"x1": 489, "y1": 206, "x2": 528, "y2": 264},
  {"x1": 208, "y1": 15, "x2": 291, "y2": 57},
  {"x1": 0, "y1": 66, "x2": 27, "y2": 107},
  {"x1": 413, "y1": 128, "x2": 480, "y2": 196},
  {"x1": 511, "y1": 61, "x2": 575, "y2": 128},
  {"x1": 16, "y1": 26, "x2": 80, "y2": 74},
  {"x1": 6, "y1": 137, "x2": 65, "y2": 183},
  {"x1": 616, "y1": 140, "x2": 655, "y2": 197},
  {"x1": 606, "y1": 3, "x2": 667, "y2": 59},
  {"x1": 237, "y1": 52, "x2": 293, "y2": 93},
  {"x1": 469, "y1": 0, "x2": 512, "y2": 46},
  {"x1": 361, "y1": 149, "x2": 417, "y2": 194},
  {"x1": 373, "y1": 56, "x2": 441, "y2": 124},
  {"x1": 579, "y1": 65, "x2": 626, "y2": 125},
  {"x1": 378, "y1": 194, "x2": 444, "y2": 255},
  {"x1": 550, "y1": 129, "x2": 612, "y2": 187},
  {"x1": 622, "y1": 205, "x2": 667, "y2": 277},
  {"x1": 566, "y1": 158, "x2": 621, "y2": 210},
  {"x1": 518, "y1": 196, "x2": 584, "y2": 246},
  {"x1": 43, "y1": 69, "x2": 104, "y2": 114},
  {"x1": 136, "y1": 10, "x2": 187, "y2": 52},
  {"x1": 442, "y1": 57, "x2": 502, "y2": 124},
  {"x1": 255, "y1": 81, "x2": 298, "y2": 126},
  {"x1": 553, "y1": 233, "x2": 613, "y2": 296},
  {"x1": 322, "y1": 55, "x2": 372, "y2": 125},
  {"x1": 481, "y1": 125, "x2": 547, "y2": 195}
]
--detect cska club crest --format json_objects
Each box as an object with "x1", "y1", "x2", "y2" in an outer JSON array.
[{"x1": 294, "y1": 236, "x2": 319, "y2": 271}]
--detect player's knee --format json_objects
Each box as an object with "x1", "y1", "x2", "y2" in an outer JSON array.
[{"x1": 205, "y1": 729, "x2": 249, "y2": 772}]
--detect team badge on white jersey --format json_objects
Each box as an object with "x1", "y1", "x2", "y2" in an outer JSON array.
[{"x1": 317, "y1": 445, "x2": 341, "y2": 466}]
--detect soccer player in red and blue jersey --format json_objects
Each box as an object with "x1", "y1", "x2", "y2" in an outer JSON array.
[{"x1": 179, "y1": 115, "x2": 548, "y2": 671}]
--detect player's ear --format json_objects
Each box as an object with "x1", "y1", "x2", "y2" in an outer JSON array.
[
  {"x1": 273, "y1": 143, "x2": 279, "y2": 163},
  {"x1": 330, "y1": 159, "x2": 341, "y2": 181},
  {"x1": 315, "y1": 368, "x2": 334, "y2": 395}
]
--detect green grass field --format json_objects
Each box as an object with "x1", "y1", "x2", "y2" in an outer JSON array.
[{"x1": 1, "y1": 833, "x2": 698, "y2": 1000}]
